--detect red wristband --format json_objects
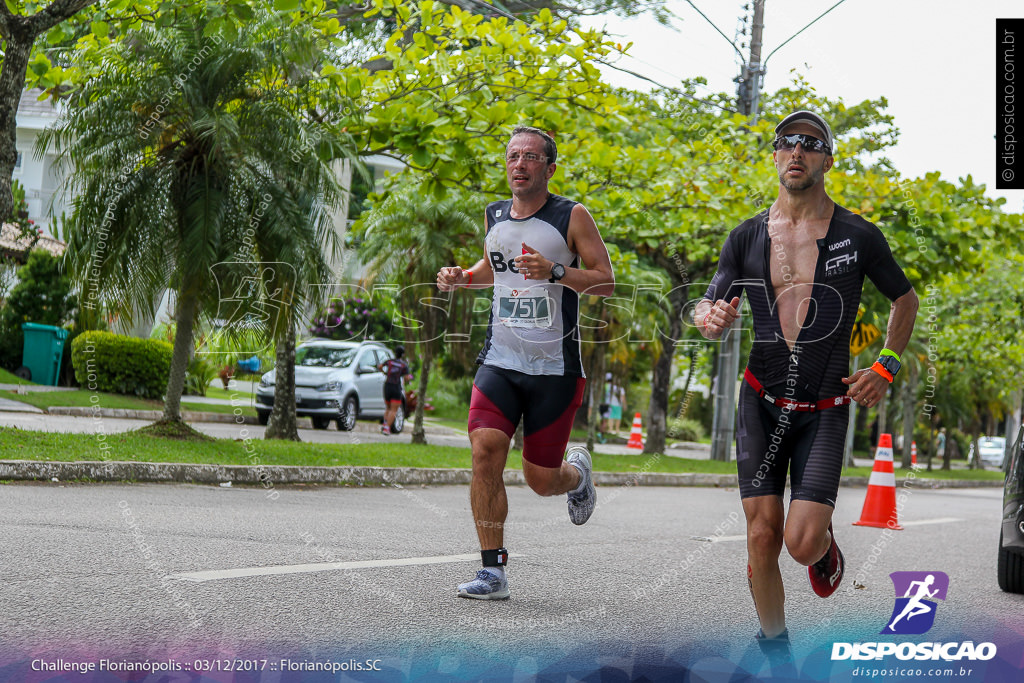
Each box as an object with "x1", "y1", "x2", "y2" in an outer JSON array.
[
  {"x1": 466, "y1": 270, "x2": 473, "y2": 286},
  {"x1": 703, "y1": 311, "x2": 713, "y2": 330},
  {"x1": 870, "y1": 361, "x2": 894, "y2": 383}
]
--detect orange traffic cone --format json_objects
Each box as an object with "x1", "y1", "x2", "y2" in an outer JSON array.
[
  {"x1": 911, "y1": 440, "x2": 917, "y2": 466},
  {"x1": 627, "y1": 413, "x2": 644, "y2": 450},
  {"x1": 853, "y1": 433, "x2": 903, "y2": 530}
]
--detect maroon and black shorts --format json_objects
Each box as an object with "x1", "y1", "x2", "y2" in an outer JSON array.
[{"x1": 468, "y1": 365, "x2": 586, "y2": 468}]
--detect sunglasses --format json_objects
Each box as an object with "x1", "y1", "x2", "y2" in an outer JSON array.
[{"x1": 773, "y1": 133, "x2": 831, "y2": 154}]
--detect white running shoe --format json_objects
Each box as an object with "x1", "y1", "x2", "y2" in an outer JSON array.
[
  {"x1": 457, "y1": 568, "x2": 510, "y2": 600},
  {"x1": 566, "y1": 446, "x2": 596, "y2": 525}
]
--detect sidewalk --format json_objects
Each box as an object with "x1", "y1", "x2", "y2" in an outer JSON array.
[{"x1": 0, "y1": 383, "x2": 75, "y2": 393}]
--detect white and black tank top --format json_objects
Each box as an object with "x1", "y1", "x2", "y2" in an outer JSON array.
[{"x1": 476, "y1": 194, "x2": 583, "y2": 377}]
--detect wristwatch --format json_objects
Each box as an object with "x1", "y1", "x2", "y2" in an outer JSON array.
[
  {"x1": 549, "y1": 263, "x2": 566, "y2": 283},
  {"x1": 873, "y1": 354, "x2": 901, "y2": 381}
]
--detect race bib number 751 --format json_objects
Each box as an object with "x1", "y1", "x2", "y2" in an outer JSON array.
[{"x1": 498, "y1": 294, "x2": 552, "y2": 328}]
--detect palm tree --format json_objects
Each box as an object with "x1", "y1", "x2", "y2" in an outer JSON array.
[
  {"x1": 355, "y1": 182, "x2": 482, "y2": 444},
  {"x1": 256, "y1": 182, "x2": 348, "y2": 441},
  {"x1": 42, "y1": 10, "x2": 352, "y2": 429}
]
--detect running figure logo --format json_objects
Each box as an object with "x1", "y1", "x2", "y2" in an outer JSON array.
[{"x1": 881, "y1": 571, "x2": 950, "y2": 635}]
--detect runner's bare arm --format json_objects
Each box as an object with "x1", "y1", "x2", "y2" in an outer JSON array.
[
  {"x1": 879, "y1": 287, "x2": 919, "y2": 358},
  {"x1": 515, "y1": 204, "x2": 614, "y2": 296},
  {"x1": 842, "y1": 287, "x2": 919, "y2": 405},
  {"x1": 437, "y1": 259, "x2": 493, "y2": 291},
  {"x1": 437, "y1": 213, "x2": 495, "y2": 291}
]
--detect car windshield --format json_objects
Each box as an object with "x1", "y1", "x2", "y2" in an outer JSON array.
[
  {"x1": 981, "y1": 438, "x2": 1005, "y2": 448},
  {"x1": 296, "y1": 346, "x2": 357, "y2": 368}
]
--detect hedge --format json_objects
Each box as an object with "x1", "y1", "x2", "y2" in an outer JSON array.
[{"x1": 71, "y1": 331, "x2": 173, "y2": 399}]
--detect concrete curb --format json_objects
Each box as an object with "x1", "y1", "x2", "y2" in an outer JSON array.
[
  {"x1": 0, "y1": 460, "x2": 1003, "y2": 489},
  {"x1": 47, "y1": 406, "x2": 266, "y2": 425}
]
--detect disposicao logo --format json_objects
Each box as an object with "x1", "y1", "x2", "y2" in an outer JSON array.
[
  {"x1": 881, "y1": 570, "x2": 949, "y2": 635},
  {"x1": 831, "y1": 570, "x2": 997, "y2": 662}
]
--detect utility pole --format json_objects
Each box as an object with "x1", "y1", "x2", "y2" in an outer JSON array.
[{"x1": 710, "y1": 1, "x2": 765, "y2": 462}]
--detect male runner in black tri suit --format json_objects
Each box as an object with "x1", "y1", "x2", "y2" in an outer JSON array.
[{"x1": 695, "y1": 111, "x2": 918, "y2": 650}]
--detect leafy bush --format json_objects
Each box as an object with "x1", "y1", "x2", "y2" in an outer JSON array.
[
  {"x1": 309, "y1": 296, "x2": 394, "y2": 342},
  {"x1": 194, "y1": 326, "x2": 273, "y2": 378},
  {"x1": 184, "y1": 356, "x2": 217, "y2": 396},
  {"x1": 71, "y1": 331, "x2": 172, "y2": 399},
  {"x1": 425, "y1": 373, "x2": 474, "y2": 420},
  {"x1": 667, "y1": 417, "x2": 706, "y2": 443}
]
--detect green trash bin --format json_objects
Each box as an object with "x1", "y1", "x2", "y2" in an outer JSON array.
[{"x1": 20, "y1": 322, "x2": 69, "y2": 386}]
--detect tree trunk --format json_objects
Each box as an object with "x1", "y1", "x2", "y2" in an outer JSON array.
[
  {"x1": 645, "y1": 283, "x2": 686, "y2": 455},
  {"x1": 876, "y1": 389, "x2": 888, "y2": 444},
  {"x1": 900, "y1": 362, "x2": 918, "y2": 468},
  {"x1": 587, "y1": 342, "x2": 606, "y2": 452},
  {"x1": 162, "y1": 288, "x2": 199, "y2": 422},
  {"x1": 926, "y1": 425, "x2": 935, "y2": 472},
  {"x1": 266, "y1": 320, "x2": 299, "y2": 440},
  {"x1": 674, "y1": 344, "x2": 698, "y2": 421},
  {"x1": 971, "y1": 430, "x2": 983, "y2": 470},
  {"x1": 412, "y1": 351, "x2": 430, "y2": 445},
  {"x1": 1006, "y1": 393, "x2": 1022, "y2": 472},
  {"x1": 410, "y1": 303, "x2": 440, "y2": 445},
  {"x1": 0, "y1": 29, "x2": 34, "y2": 223}
]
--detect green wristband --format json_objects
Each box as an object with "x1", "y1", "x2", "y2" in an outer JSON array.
[{"x1": 879, "y1": 348, "x2": 901, "y2": 363}]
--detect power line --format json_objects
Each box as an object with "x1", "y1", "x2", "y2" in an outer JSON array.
[
  {"x1": 459, "y1": 0, "x2": 738, "y2": 113},
  {"x1": 682, "y1": 0, "x2": 745, "y2": 61},
  {"x1": 764, "y1": 0, "x2": 849, "y2": 66}
]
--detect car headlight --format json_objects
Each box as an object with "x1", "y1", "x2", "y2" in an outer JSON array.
[
  {"x1": 259, "y1": 376, "x2": 274, "y2": 388},
  {"x1": 315, "y1": 381, "x2": 340, "y2": 392}
]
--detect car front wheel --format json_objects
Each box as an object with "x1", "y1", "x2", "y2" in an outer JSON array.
[
  {"x1": 256, "y1": 411, "x2": 269, "y2": 426},
  {"x1": 336, "y1": 395, "x2": 358, "y2": 431},
  {"x1": 391, "y1": 403, "x2": 405, "y2": 434},
  {"x1": 998, "y1": 529, "x2": 1024, "y2": 593}
]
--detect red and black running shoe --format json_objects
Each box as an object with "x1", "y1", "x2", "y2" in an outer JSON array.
[{"x1": 808, "y1": 523, "x2": 844, "y2": 598}]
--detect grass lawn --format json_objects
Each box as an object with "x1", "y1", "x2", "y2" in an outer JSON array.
[
  {"x1": 0, "y1": 368, "x2": 35, "y2": 385},
  {"x1": 0, "y1": 389, "x2": 256, "y2": 417},
  {"x1": 205, "y1": 385, "x2": 258, "y2": 401},
  {"x1": 0, "y1": 427, "x2": 1005, "y2": 481}
]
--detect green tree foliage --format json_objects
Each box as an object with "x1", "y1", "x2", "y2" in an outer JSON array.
[
  {"x1": 42, "y1": 7, "x2": 348, "y2": 426},
  {"x1": 0, "y1": 249, "x2": 76, "y2": 371}
]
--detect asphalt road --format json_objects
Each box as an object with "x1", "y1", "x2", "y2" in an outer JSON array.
[{"x1": 1, "y1": 479, "x2": 1021, "y2": 680}]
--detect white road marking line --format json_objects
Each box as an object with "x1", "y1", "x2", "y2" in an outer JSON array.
[
  {"x1": 690, "y1": 518, "x2": 963, "y2": 543},
  {"x1": 168, "y1": 552, "x2": 514, "y2": 583},
  {"x1": 692, "y1": 534, "x2": 747, "y2": 543},
  {"x1": 899, "y1": 517, "x2": 964, "y2": 527}
]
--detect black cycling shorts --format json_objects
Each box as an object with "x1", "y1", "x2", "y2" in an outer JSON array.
[
  {"x1": 468, "y1": 365, "x2": 585, "y2": 468},
  {"x1": 383, "y1": 383, "x2": 404, "y2": 404},
  {"x1": 735, "y1": 380, "x2": 850, "y2": 507}
]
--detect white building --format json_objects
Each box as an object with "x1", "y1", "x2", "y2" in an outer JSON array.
[{"x1": 15, "y1": 89, "x2": 65, "y2": 237}]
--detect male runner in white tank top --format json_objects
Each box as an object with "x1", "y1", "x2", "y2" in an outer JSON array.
[{"x1": 437, "y1": 126, "x2": 614, "y2": 600}]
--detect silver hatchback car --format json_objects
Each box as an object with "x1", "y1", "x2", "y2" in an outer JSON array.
[{"x1": 255, "y1": 339, "x2": 404, "y2": 432}]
